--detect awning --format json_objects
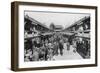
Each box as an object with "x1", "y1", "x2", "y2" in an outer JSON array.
[
  {"x1": 24, "y1": 34, "x2": 40, "y2": 40},
  {"x1": 61, "y1": 32, "x2": 75, "y2": 36},
  {"x1": 41, "y1": 32, "x2": 53, "y2": 36},
  {"x1": 75, "y1": 33, "x2": 90, "y2": 39}
]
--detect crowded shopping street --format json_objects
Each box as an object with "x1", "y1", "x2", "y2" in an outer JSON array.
[{"x1": 24, "y1": 14, "x2": 90, "y2": 62}]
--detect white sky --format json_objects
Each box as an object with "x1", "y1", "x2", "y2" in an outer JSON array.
[{"x1": 25, "y1": 11, "x2": 90, "y2": 29}]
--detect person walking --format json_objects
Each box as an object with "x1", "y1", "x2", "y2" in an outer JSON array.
[{"x1": 59, "y1": 40, "x2": 64, "y2": 56}]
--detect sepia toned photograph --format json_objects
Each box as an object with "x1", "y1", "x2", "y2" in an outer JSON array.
[{"x1": 24, "y1": 11, "x2": 91, "y2": 62}]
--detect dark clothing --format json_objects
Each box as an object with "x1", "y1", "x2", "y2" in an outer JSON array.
[
  {"x1": 54, "y1": 44, "x2": 58, "y2": 55},
  {"x1": 67, "y1": 43, "x2": 70, "y2": 51},
  {"x1": 59, "y1": 43, "x2": 63, "y2": 55},
  {"x1": 34, "y1": 41, "x2": 42, "y2": 48}
]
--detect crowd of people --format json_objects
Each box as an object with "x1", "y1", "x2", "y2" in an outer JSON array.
[
  {"x1": 24, "y1": 33, "x2": 90, "y2": 62},
  {"x1": 71, "y1": 37, "x2": 90, "y2": 58},
  {"x1": 24, "y1": 33, "x2": 71, "y2": 62},
  {"x1": 76, "y1": 38, "x2": 90, "y2": 58}
]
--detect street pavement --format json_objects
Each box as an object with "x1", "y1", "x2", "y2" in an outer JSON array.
[{"x1": 53, "y1": 44, "x2": 83, "y2": 60}]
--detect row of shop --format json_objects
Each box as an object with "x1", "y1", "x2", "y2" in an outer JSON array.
[{"x1": 24, "y1": 15, "x2": 90, "y2": 61}]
